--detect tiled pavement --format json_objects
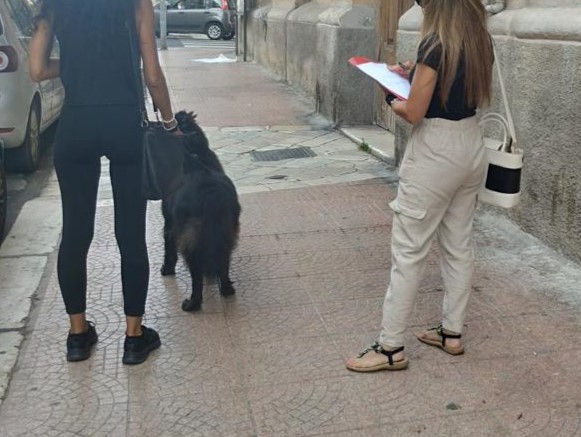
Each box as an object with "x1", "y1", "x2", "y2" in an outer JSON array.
[
  {"x1": 3, "y1": 46, "x2": 581, "y2": 436},
  {"x1": 3, "y1": 174, "x2": 581, "y2": 436}
]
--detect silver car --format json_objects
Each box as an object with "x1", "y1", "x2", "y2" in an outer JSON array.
[
  {"x1": 0, "y1": 138, "x2": 6, "y2": 240},
  {"x1": 0, "y1": 0, "x2": 64, "y2": 172},
  {"x1": 155, "y1": 0, "x2": 236, "y2": 41}
]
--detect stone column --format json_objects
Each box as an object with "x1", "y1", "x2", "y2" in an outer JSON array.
[{"x1": 247, "y1": 0, "x2": 380, "y2": 124}]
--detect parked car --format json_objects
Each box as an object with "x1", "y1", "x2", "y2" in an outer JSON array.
[
  {"x1": 0, "y1": 0, "x2": 64, "y2": 172},
  {"x1": 0, "y1": 138, "x2": 6, "y2": 240},
  {"x1": 154, "y1": 0, "x2": 236, "y2": 41}
]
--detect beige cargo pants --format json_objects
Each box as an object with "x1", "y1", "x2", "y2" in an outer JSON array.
[{"x1": 379, "y1": 116, "x2": 486, "y2": 347}]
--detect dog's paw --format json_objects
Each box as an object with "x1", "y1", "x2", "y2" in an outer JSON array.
[
  {"x1": 220, "y1": 284, "x2": 236, "y2": 297},
  {"x1": 160, "y1": 265, "x2": 176, "y2": 276},
  {"x1": 182, "y1": 299, "x2": 202, "y2": 312}
]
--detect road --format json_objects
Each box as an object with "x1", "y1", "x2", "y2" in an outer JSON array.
[
  {"x1": 2, "y1": 35, "x2": 236, "y2": 243},
  {"x1": 158, "y1": 33, "x2": 236, "y2": 51}
]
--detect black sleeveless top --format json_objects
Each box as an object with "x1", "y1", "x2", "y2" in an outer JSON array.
[{"x1": 53, "y1": 0, "x2": 140, "y2": 107}]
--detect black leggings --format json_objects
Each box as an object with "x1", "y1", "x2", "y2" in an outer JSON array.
[{"x1": 54, "y1": 105, "x2": 149, "y2": 317}]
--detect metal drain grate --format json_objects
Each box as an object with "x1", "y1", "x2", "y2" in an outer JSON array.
[{"x1": 251, "y1": 147, "x2": 317, "y2": 162}]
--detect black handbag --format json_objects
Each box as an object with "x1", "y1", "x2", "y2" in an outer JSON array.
[{"x1": 126, "y1": 3, "x2": 184, "y2": 201}]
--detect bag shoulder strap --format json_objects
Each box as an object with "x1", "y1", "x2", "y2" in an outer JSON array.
[
  {"x1": 125, "y1": 0, "x2": 148, "y2": 125},
  {"x1": 492, "y1": 42, "x2": 517, "y2": 144}
]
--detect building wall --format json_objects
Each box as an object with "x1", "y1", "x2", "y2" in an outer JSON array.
[
  {"x1": 245, "y1": 0, "x2": 379, "y2": 125},
  {"x1": 396, "y1": 1, "x2": 581, "y2": 262}
]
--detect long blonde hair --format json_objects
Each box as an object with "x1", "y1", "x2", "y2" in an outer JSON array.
[{"x1": 419, "y1": 0, "x2": 493, "y2": 108}]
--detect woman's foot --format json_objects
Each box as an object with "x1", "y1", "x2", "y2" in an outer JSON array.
[
  {"x1": 122, "y1": 326, "x2": 161, "y2": 365},
  {"x1": 416, "y1": 325, "x2": 464, "y2": 355},
  {"x1": 66, "y1": 321, "x2": 98, "y2": 362},
  {"x1": 346, "y1": 342, "x2": 408, "y2": 372}
]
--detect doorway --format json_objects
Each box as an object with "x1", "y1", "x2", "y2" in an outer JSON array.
[{"x1": 376, "y1": 0, "x2": 415, "y2": 131}]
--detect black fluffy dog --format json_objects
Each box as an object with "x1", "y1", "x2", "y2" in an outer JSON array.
[{"x1": 161, "y1": 111, "x2": 241, "y2": 312}]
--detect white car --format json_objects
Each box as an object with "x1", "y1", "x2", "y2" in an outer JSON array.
[
  {"x1": 0, "y1": 138, "x2": 6, "y2": 240},
  {"x1": 0, "y1": 0, "x2": 64, "y2": 172}
]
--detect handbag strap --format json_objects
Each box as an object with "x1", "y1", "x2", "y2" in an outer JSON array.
[
  {"x1": 125, "y1": 0, "x2": 149, "y2": 126},
  {"x1": 492, "y1": 42, "x2": 517, "y2": 144}
]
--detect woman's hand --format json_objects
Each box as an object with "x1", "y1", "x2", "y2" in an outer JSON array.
[
  {"x1": 161, "y1": 117, "x2": 183, "y2": 136},
  {"x1": 387, "y1": 60, "x2": 415, "y2": 79}
]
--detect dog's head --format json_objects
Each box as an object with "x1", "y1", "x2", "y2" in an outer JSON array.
[
  {"x1": 175, "y1": 110, "x2": 210, "y2": 153},
  {"x1": 175, "y1": 110, "x2": 224, "y2": 174}
]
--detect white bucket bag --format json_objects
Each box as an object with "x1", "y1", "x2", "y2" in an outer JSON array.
[{"x1": 478, "y1": 44, "x2": 523, "y2": 209}]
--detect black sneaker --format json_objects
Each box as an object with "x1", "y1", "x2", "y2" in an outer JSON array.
[
  {"x1": 66, "y1": 321, "x2": 98, "y2": 362},
  {"x1": 122, "y1": 326, "x2": 161, "y2": 365}
]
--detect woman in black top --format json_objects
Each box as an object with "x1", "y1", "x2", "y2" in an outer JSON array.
[
  {"x1": 29, "y1": 0, "x2": 179, "y2": 365},
  {"x1": 347, "y1": 0, "x2": 493, "y2": 372}
]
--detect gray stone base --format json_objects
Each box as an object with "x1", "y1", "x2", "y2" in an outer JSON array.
[{"x1": 246, "y1": 2, "x2": 378, "y2": 125}]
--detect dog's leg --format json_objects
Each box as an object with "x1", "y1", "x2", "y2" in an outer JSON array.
[
  {"x1": 161, "y1": 201, "x2": 178, "y2": 276},
  {"x1": 219, "y1": 258, "x2": 236, "y2": 297},
  {"x1": 182, "y1": 252, "x2": 204, "y2": 312}
]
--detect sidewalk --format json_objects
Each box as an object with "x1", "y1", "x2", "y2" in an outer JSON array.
[{"x1": 2, "y1": 45, "x2": 581, "y2": 436}]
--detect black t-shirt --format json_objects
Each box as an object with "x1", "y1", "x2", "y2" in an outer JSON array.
[{"x1": 409, "y1": 36, "x2": 476, "y2": 121}]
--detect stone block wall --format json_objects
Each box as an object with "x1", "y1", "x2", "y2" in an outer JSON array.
[
  {"x1": 245, "y1": 0, "x2": 379, "y2": 125},
  {"x1": 397, "y1": 2, "x2": 581, "y2": 262}
]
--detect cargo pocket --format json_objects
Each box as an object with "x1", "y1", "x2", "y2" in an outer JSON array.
[{"x1": 389, "y1": 198, "x2": 427, "y2": 220}]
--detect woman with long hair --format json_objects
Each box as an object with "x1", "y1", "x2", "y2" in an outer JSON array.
[
  {"x1": 29, "y1": 0, "x2": 179, "y2": 365},
  {"x1": 347, "y1": 0, "x2": 493, "y2": 372}
]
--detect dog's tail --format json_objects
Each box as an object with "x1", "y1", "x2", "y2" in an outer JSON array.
[{"x1": 176, "y1": 184, "x2": 240, "y2": 280}]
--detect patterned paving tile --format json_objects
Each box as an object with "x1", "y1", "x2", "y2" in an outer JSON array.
[{"x1": 4, "y1": 177, "x2": 581, "y2": 436}]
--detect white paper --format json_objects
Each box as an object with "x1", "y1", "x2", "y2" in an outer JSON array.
[
  {"x1": 356, "y1": 62, "x2": 411, "y2": 100},
  {"x1": 192, "y1": 54, "x2": 237, "y2": 63}
]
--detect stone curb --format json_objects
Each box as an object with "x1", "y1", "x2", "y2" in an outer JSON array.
[
  {"x1": 339, "y1": 127, "x2": 396, "y2": 167},
  {"x1": 0, "y1": 170, "x2": 62, "y2": 407}
]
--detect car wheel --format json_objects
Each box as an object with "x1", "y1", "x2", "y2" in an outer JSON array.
[
  {"x1": 206, "y1": 22, "x2": 224, "y2": 40},
  {"x1": 222, "y1": 31, "x2": 235, "y2": 41},
  {"x1": 9, "y1": 102, "x2": 41, "y2": 173},
  {"x1": 0, "y1": 151, "x2": 6, "y2": 241}
]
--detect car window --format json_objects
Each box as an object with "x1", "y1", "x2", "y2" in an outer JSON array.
[
  {"x1": 5, "y1": 0, "x2": 33, "y2": 37},
  {"x1": 168, "y1": 0, "x2": 185, "y2": 10},
  {"x1": 184, "y1": 0, "x2": 205, "y2": 9}
]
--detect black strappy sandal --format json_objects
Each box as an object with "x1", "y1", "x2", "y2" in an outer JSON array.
[
  {"x1": 416, "y1": 325, "x2": 464, "y2": 355},
  {"x1": 346, "y1": 342, "x2": 409, "y2": 372}
]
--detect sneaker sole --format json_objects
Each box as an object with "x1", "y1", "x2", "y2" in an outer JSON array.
[{"x1": 122, "y1": 339, "x2": 161, "y2": 365}]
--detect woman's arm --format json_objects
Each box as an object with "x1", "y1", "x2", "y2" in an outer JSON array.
[
  {"x1": 135, "y1": 0, "x2": 175, "y2": 123},
  {"x1": 391, "y1": 64, "x2": 437, "y2": 125},
  {"x1": 29, "y1": 18, "x2": 60, "y2": 82}
]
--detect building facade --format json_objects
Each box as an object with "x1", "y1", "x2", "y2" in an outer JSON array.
[{"x1": 242, "y1": 0, "x2": 581, "y2": 263}]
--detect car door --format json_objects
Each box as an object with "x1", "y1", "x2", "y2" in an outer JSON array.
[
  {"x1": 184, "y1": 0, "x2": 207, "y2": 33},
  {"x1": 166, "y1": 0, "x2": 188, "y2": 32},
  {"x1": 49, "y1": 39, "x2": 64, "y2": 123},
  {"x1": 5, "y1": 0, "x2": 54, "y2": 126}
]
